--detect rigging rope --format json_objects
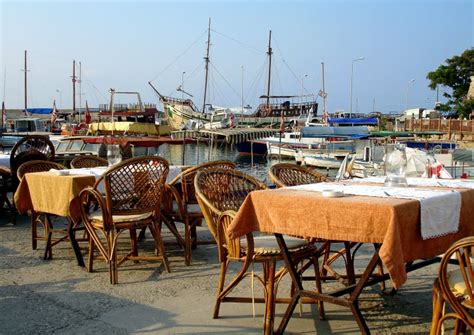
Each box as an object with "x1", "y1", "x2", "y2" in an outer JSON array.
[
  {"x1": 149, "y1": 30, "x2": 207, "y2": 83},
  {"x1": 211, "y1": 29, "x2": 264, "y2": 55}
]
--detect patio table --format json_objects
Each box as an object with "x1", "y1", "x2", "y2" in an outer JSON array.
[
  {"x1": 14, "y1": 165, "x2": 184, "y2": 266},
  {"x1": 228, "y1": 181, "x2": 474, "y2": 334}
]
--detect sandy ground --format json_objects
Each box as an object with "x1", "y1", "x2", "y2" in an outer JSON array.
[{"x1": 0, "y1": 213, "x2": 443, "y2": 334}]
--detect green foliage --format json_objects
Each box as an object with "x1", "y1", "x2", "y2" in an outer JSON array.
[{"x1": 427, "y1": 48, "x2": 473, "y2": 117}]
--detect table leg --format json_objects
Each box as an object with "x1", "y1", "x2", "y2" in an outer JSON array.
[
  {"x1": 68, "y1": 218, "x2": 85, "y2": 267},
  {"x1": 274, "y1": 233, "x2": 380, "y2": 335}
]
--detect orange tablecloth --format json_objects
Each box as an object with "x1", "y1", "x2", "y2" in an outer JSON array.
[
  {"x1": 228, "y1": 187, "x2": 474, "y2": 289},
  {"x1": 14, "y1": 172, "x2": 96, "y2": 222}
]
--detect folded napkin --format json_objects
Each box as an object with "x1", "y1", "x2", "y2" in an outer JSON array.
[
  {"x1": 48, "y1": 169, "x2": 70, "y2": 176},
  {"x1": 349, "y1": 176, "x2": 474, "y2": 189},
  {"x1": 290, "y1": 182, "x2": 462, "y2": 240}
]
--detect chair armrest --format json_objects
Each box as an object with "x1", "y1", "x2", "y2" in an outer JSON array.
[
  {"x1": 162, "y1": 183, "x2": 186, "y2": 217},
  {"x1": 218, "y1": 210, "x2": 254, "y2": 260},
  {"x1": 79, "y1": 186, "x2": 110, "y2": 230}
]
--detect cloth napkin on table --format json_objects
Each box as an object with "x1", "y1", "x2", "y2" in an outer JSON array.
[
  {"x1": 290, "y1": 182, "x2": 462, "y2": 240},
  {"x1": 48, "y1": 169, "x2": 70, "y2": 176}
]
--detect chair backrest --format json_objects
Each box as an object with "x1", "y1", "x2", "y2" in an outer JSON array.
[
  {"x1": 438, "y1": 236, "x2": 474, "y2": 328},
  {"x1": 70, "y1": 155, "x2": 108, "y2": 168},
  {"x1": 268, "y1": 162, "x2": 328, "y2": 188},
  {"x1": 170, "y1": 160, "x2": 236, "y2": 205},
  {"x1": 96, "y1": 156, "x2": 169, "y2": 216},
  {"x1": 17, "y1": 160, "x2": 66, "y2": 181},
  {"x1": 10, "y1": 135, "x2": 55, "y2": 187},
  {"x1": 194, "y1": 167, "x2": 266, "y2": 239}
]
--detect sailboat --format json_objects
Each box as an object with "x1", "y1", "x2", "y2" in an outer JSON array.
[{"x1": 149, "y1": 18, "x2": 232, "y2": 131}]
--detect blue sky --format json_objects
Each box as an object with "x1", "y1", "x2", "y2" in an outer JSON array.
[{"x1": 1, "y1": 0, "x2": 472, "y2": 114}]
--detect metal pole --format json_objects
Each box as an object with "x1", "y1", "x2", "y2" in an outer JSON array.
[
  {"x1": 321, "y1": 62, "x2": 326, "y2": 117},
  {"x1": 241, "y1": 65, "x2": 244, "y2": 120},
  {"x1": 350, "y1": 57, "x2": 364, "y2": 118},
  {"x1": 78, "y1": 61, "x2": 82, "y2": 122},
  {"x1": 72, "y1": 60, "x2": 76, "y2": 112},
  {"x1": 24, "y1": 50, "x2": 28, "y2": 113}
]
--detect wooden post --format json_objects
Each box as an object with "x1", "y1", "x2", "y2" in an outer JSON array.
[{"x1": 448, "y1": 119, "x2": 452, "y2": 140}]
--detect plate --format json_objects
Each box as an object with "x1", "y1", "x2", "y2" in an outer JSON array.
[{"x1": 322, "y1": 190, "x2": 344, "y2": 198}]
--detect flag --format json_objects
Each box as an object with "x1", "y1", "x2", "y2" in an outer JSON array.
[
  {"x1": 85, "y1": 100, "x2": 92, "y2": 124},
  {"x1": 1, "y1": 101, "x2": 6, "y2": 130},
  {"x1": 322, "y1": 111, "x2": 329, "y2": 124},
  {"x1": 51, "y1": 100, "x2": 59, "y2": 125},
  {"x1": 228, "y1": 112, "x2": 234, "y2": 128}
]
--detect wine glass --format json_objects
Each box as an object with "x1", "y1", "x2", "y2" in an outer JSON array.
[{"x1": 107, "y1": 144, "x2": 122, "y2": 166}]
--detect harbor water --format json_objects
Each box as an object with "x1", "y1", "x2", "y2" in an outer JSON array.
[{"x1": 154, "y1": 142, "x2": 335, "y2": 185}]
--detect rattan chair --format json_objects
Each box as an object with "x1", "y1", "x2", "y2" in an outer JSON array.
[
  {"x1": 79, "y1": 156, "x2": 170, "y2": 284},
  {"x1": 0, "y1": 165, "x2": 15, "y2": 224},
  {"x1": 431, "y1": 237, "x2": 474, "y2": 334},
  {"x1": 269, "y1": 162, "x2": 328, "y2": 187},
  {"x1": 70, "y1": 155, "x2": 108, "y2": 168},
  {"x1": 195, "y1": 168, "x2": 324, "y2": 333},
  {"x1": 17, "y1": 160, "x2": 66, "y2": 259},
  {"x1": 10, "y1": 135, "x2": 55, "y2": 189},
  {"x1": 161, "y1": 160, "x2": 235, "y2": 265}
]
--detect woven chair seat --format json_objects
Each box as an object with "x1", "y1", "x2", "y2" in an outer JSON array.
[
  {"x1": 90, "y1": 210, "x2": 153, "y2": 227},
  {"x1": 241, "y1": 235, "x2": 308, "y2": 255}
]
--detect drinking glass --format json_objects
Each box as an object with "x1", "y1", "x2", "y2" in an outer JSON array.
[
  {"x1": 107, "y1": 144, "x2": 122, "y2": 166},
  {"x1": 384, "y1": 142, "x2": 408, "y2": 187}
]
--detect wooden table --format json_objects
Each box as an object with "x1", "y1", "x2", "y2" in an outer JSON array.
[
  {"x1": 228, "y1": 186, "x2": 474, "y2": 334},
  {"x1": 15, "y1": 172, "x2": 96, "y2": 266},
  {"x1": 14, "y1": 166, "x2": 186, "y2": 266}
]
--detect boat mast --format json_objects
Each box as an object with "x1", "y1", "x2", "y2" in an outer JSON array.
[
  {"x1": 72, "y1": 60, "x2": 76, "y2": 112},
  {"x1": 23, "y1": 50, "x2": 28, "y2": 113},
  {"x1": 321, "y1": 62, "x2": 326, "y2": 116},
  {"x1": 266, "y1": 30, "x2": 272, "y2": 108},
  {"x1": 202, "y1": 17, "x2": 211, "y2": 113}
]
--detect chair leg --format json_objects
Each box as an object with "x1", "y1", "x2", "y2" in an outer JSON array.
[
  {"x1": 87, "y1": 236, "x2": 95, "y2": 272},
  {"x1": 263, "y1": 259, "x2": 276, "y2": 335},
  {"x1": 213, "y1": 260, "x2": 229, "y2": 319},
  {"x1": 43, "y1": 215, "x2": 53, "y2": 260},
  {"x1": 108, "y1": 231, "x2": 118, "y2": 284},
  {"x1": 129, "y1": 229, "x2": 139, "y2": 263},
  {"x1": 311, "y1": 254, "x2": 325, "y2": 320},
  {"x1": 149, "y1": 222, "x2": 170, "y2": 273},
  {"x1": 31, "y1": 214, "x2": 38, "y2": 250}
]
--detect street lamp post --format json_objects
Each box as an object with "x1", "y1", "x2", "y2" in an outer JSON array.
[
  {"x1": 56, "y1": 89, "x2": 62, "y2": 109},
  {"x1": 405, "y1": 79, "x2": 415, "y2": 110},
  {"x1": 350, "y1": 57, "x2": 365, "y2": 118},
  {"x1": 181, "y1": 71, "x2": 185, "y2": 99}
]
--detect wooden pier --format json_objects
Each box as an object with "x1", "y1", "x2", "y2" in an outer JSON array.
[{"x1": 171, "y1": 127, "x2": 277, "y2": 144}]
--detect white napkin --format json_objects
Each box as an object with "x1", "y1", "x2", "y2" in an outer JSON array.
[
  {"x1": 349, "y1": 176, "x2": 474, "y2": 189},
  {"x1": 48, "y1": 169, "x2": 70, "y2": 176},
  {"x1": 290, "y1": 182, "x2": 462, "y2": 240}
]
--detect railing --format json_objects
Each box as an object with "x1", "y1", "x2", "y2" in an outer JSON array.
[{"x1": 404, "y1": 118, "x2": 473, "y2": 138}]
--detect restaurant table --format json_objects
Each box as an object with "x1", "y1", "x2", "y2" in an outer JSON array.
[
  {"x1": 228, "y1": 182, "x2": 474, "y2": 334},
  {"x1": 14, "y1": 165, "x2": 184, "y2": 266}
]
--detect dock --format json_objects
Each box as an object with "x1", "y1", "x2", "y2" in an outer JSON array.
[{"x1": 171, "y1": 127, "x2": 277, "y2": 144}]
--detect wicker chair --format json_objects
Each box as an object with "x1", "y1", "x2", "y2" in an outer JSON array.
[
  {"x1": 195, "y1": 168, "x2": 324, "y2": 333},
  {"x1": 17, "y1": 160, "x2": 66, "y2": 259},
  {"x1": 79, "y1": 156, "x2": 170, "y2": 284},
  {"x1": 269, "y1": 162, "x2": 328, "y2": 187},
  {"x1": 161, "y1": 160, "x2": 235, "y2": 265},
  {"x1": 10, "y1": 135, "x2": 55, "y2": 189},
  {"x1": 0, "y1": 165, "x2": 15, "y2": 224},
  {"x1": 70, "y1": 155, "x2": 108, "y2": 168},
  {"x1": 431, "y1": 237, "x2": 474, "y2": 334}
]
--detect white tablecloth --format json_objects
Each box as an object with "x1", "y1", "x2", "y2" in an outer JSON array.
[
  {"x1": 349, "y1": 176, "x2": 474, "y2": 189},
  {"x1": 290, "y1": 182, "x2": 462, "y2": 240}
]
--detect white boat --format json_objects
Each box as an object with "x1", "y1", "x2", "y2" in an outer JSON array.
[{"x1": 301, "y1": 152, "x2": 350, "y2": 169}]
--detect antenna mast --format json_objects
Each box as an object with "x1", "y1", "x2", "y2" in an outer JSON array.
[
  {"x1": 266, "y1": 30, "x2": 272, "y2": 107},
  {"x1": 202, "y1": 17, "x2": 211, "y2": 113}
]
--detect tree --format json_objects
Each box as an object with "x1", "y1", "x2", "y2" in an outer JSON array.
[{"x1": 426, "y1": 48, "x2": 473, "y2": 118}]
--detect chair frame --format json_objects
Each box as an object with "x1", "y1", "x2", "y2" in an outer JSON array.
[
  {"x1": 162, "y1": 160, "x2": 235, "y2": 265},
  {"x1": 268, "y1": 162, "x2": 328, "y2": 188},
  {"x1": 195, "y1": 168, "x2": 324, "y2": 334},
  {"x1": 70, "y1": 155, "x2": 108, "y2": 169},
  {"x1": 79, "y1": 155, "x2": 170, "y2": 284},
  {"x1": 431, "y1": 236, "x2": 474, "y2": 334},
  {"x1": 17, "y1": 160, "x2": 66, "y2": 259}
]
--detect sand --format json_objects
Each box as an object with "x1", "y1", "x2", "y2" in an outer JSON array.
[{"x1": 0, "y1": 213, "x2": 445, "y2": 334}]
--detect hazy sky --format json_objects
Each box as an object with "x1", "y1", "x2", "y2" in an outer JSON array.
[{"x1": 1, "y1": 0, "x2": 472, "y2": 114}]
